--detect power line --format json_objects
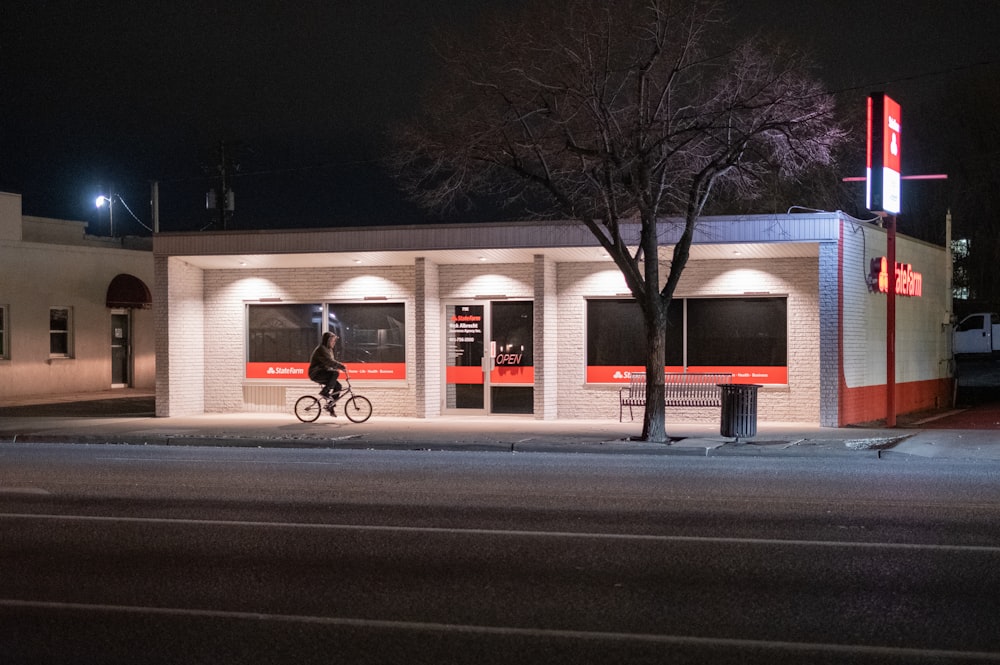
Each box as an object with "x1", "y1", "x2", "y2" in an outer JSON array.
[
  {"x1": 827, "y1": 58, "x2": 1000, "y2": 97},
  {"x1": 114, "y1": 195, "x2": 153, "y2": 233},
  {"x1": 154, "y1": 156, "x2": 381, "y2": 184}
]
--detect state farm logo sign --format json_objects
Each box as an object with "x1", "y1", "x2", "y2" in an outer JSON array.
[
  {"x1": 266, "y1": 366, "x2": 305, "y2": 376},
  {"x1": 870, "y1": 256, "x2": 922, "y2": 297},
  {"x1": 246, "y1": 362, "x2": 310, "y2": 379},
  {"x1": 867, "y1": 93, "x2": 902, "y2": 215}
]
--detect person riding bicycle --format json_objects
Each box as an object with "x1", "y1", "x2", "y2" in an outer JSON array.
[{"x1": 308, "y1": 331, "x2": 345, "y2": 400}]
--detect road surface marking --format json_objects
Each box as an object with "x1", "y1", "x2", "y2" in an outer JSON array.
[
  {"x1": 3, "y1": 512, "x2": 1000, "y2": 554},
  {"x1": 1, "y1": 598, "x2": 998, "y2": 660}
]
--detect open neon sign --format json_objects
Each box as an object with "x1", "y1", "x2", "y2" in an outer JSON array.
[{"x1": 870, "y1": 257, "x2": 922, "y2": 297}]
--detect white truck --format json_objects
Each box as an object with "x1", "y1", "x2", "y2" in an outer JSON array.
[{"x1": 953, "y1": 312, "x2": 1000, "y2": 354}]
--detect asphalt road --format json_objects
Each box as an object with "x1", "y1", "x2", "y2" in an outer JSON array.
[{"x1": 2, "y1": 444, "x2": 1000, "y2": 664}]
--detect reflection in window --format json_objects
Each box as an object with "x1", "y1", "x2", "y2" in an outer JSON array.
[
  {"x1": 246, "y1": 302, "x2": 405, "y2": 365},
  {"x1": 328, "y1": 303, "x2": 405, "y2": 364},
  {"x1": 247, "y1": 304, "x2": 321, "y2": 363}
]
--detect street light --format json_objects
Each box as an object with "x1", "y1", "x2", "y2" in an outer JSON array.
[
  {"x1": 94, "y1": 192, "x2": 153, "y2": 237},
  {"x1": 96, "y1": 194, "x2": 115, "y2": 237}
]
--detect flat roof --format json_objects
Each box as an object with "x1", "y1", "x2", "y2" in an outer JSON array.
[{"x1": 153, "y1": 213, "x2": 853, "y2": 269}]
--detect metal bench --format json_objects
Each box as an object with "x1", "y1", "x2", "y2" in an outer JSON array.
[{"x1": 619, "y1": 371, "x2": 733, "y2": 422}]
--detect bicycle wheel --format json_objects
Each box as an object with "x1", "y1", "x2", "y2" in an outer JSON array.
[
  {"x1": 294, "y1": 395, "x2": 322, "y2": 423},
  {"x1": 343, "y1": 395, "x2": 372, "y2": 423}
]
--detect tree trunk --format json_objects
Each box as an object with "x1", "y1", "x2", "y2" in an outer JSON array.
[{"x1": 641, "y1": 297, "x2": 668, "y2": 443}]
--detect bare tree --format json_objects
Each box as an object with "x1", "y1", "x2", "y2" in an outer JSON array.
[{"x1": 392, "y1": 0, "x2": 847, "y2": 442}]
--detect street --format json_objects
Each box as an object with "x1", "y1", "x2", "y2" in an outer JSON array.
[{"x1": 2, "y1": 443, "x2": 1000, "y2": 663}]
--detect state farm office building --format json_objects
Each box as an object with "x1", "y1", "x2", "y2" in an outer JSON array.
[{"x1": 153, "y1": 212, "x2": 951, "y2": 427}]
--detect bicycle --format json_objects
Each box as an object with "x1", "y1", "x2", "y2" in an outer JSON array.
[{"x1": 294, "y1": 368, "x2": 373, "y2": 423}]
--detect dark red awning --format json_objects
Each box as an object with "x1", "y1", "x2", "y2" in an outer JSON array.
[{"x1": 106, "y1": 273, "x2": 151, "y2": 309}]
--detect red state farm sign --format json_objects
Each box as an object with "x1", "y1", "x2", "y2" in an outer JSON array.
[
  {"x1": 245, "y1": 362, "x2": 406, "y2": 380},
  {"x1": 870, "y1": 257, "x2": 922, "y2": 297},
  {"x1": 585, "y1": 366, "x2": 787, "y2": 384},
  {"x1": 867, "y1": 93, "x2": 902, "y2": 214}
]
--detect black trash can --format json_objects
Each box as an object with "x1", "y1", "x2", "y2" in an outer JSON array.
[{"x1": 719, "y1": 384, "x2": 761, "y2": 442}]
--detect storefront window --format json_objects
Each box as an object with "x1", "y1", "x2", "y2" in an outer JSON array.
[
  {"x1": 327, "y1": 303, "x2": 405, "y2": 364},
  {"x1": 687, "y1": 298, "x2": 787, "y2": 367},
  {"x1": 246, "y1": 302, "x2": 405, "y2": 380},
  {"x1": 586, "y1": 297, "x2": 787, "y2": 384},
  {"x1": 247, "y1": 304, "x2": 321, "y2": 363},
  {"x1": 586, "y1": 299, "x2": 682, "y2": 369}
]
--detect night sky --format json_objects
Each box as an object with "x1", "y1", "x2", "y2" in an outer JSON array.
[{"x1": 2, "y1": 0, "x2": 998, "y2": 235}]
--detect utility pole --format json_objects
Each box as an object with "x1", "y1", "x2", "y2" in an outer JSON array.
[
  {"x1": 151, "y1": 181, "x2": 160, "y2": 234},
  {"x1": 206, "y1": 141, "x2": 236, "y2": 230}
]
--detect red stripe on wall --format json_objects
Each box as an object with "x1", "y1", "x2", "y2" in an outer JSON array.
[{"x1": 839, "y1": 378, "x2": 953, "y2": 425}]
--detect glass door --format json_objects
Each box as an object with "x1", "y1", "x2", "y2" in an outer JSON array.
[
  {"x1": 111, "y1": 310, "x2": 130, "y2": 387},
  {"x1": 445, "y1": 304, "x2": 486, "y2": 411},
  {"x1": 444, "y1": 301, "x2": 534, "y2": 414},
  {"x1": 489, "y1": 301, "x2": 533, "y2": 414}
]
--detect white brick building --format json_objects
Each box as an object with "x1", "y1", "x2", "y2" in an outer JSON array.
[{"x1": 153, "y1": 212, "x2": 951, "y2": 426}]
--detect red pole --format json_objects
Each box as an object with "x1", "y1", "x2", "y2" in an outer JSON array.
[{"x1": 886, "y1": 214, "x2": 896, "y2": 427}]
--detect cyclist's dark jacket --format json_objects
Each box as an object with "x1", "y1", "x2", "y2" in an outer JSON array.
[{"x1": 308, "y1": 344, "x2": 343, "y2": 382}]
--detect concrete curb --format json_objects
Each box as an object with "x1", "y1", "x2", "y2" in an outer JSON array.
[
  {"x1": 1, "y1": 432, "x2": 893, "y2": 459},
  {"x1": 5, "y1": 422, "x2": 999, "y2": 462}
]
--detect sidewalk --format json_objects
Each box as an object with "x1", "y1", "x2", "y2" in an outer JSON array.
[{"x1": 1, "y1": 389, "x2": 999, "y2": 462}]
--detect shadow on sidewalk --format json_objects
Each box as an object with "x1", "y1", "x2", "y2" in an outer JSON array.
[{"x1": 0, "y1": 397, "x2": 155, "y2": 418}]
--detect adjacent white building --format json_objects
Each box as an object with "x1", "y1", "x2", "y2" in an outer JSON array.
[
  {"x1": 153, "y1": 211, "x2": 952, "y2": 427},
  {"x1": 0, "y1": 192, "x2": 155, "y2": 402}
]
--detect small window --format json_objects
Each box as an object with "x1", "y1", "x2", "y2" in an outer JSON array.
[
  {"x1": 0, "y1": 305, "x2": 7, "y2": 359},
  {"x1": 49, "y1": 307, "x2": 72, "y2": 357},
  {"x1": 958, "y1": 315, "x2": 984, "y2": 333}
]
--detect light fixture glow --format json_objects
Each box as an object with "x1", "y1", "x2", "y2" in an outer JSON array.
[{"x1": 95, "y1": 194, "x2": 115, "y2": 236}]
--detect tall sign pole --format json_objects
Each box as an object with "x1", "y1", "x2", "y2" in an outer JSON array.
[
  {"x1": 886, "y1": 213, "x2": 896, "y2": 426},
  {"x1": 868, "y1": 93, "x2": 902, "y2": 427}
]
